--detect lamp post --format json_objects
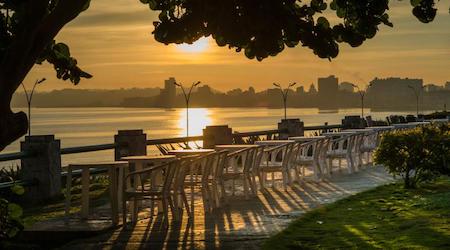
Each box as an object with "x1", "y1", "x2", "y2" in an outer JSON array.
[
  {"x1": 408, "y1": 85, "x2": 423, "y2": 118},
  {"x1": 351, "y1": 83, "x2": 372, "y2": 119},
  {"x1": 21, "y1": 78, "x2": 46, "y2": 136},
  {"x1": 174, "y1": 80, "x2": 201, "y2": 138},
  {"x1": 273, "y1": 82, "x2": 297, "y2": 120}
]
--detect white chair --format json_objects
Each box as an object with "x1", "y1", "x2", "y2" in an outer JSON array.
[
  {"x1": 122, "y1": 159, "x2": 179, "y2": 226},
  {"x1": 258, "y1": 143, "x2": 295, "y2": 190},
  {"x1": 292, "y1": 140, "x2": 323, "y2": 181},
  {"x1": 222, "y1": 147, "x2": 258, "y2": 199},
  {"x1": 325, "y1": 135, "x2": 355, "y2": 174},
  {"x1": 358, "y1": 131, "x2": 379, "y2": 166},
  {"x1": 181, "y1": 152, "x2": 220, "y2": 214}
]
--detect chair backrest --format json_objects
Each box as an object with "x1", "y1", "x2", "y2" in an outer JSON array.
[
  {"x1": 173, "y1": 156, "x2": 197, "y2": 191},
  {"x1": 224, "y1": 147, "x2": 253, "y2": 173},
  {"x1": 243, "y1": 147, "x2": 258, "y2": 173},
  {"x1": 252, "y1": 146, "x2": 265, "y2": 173},
  {"x1": 214, "y1": 150, "x2": 230, "y2": 179},
  {"x1": 162, "y1": 160, "x2": 179, "y2": 194}
]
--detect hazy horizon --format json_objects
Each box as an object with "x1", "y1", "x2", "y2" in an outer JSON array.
[{"x1": 22, "y1": 0, "x2": 450, "y2": 92}]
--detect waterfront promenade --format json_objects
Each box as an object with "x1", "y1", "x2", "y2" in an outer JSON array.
[{"x1": 60, "y1": 165, "x2": 393, "y2": 249}]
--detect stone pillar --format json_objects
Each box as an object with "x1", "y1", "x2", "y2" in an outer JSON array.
[
  {"x1": 278, "y1": 118, "x2": 304, "y2": 139},
  {"x1": 342, "y1": 116, "x2": 365, "y2": 129},
  {"x1": 21, "y1": 135, "x2": 61, "y2": 203},
  {"x1": 114, "y1": 130, "x2": 147, "y2": 160},
  {"x1": 203, "y1": 125, "x2": 233, "y2": 149}
]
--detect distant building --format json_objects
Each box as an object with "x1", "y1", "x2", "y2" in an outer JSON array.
[
  {"x1": 296, "y1": 86, "x2": 305, "y2": 94},
  {"x1": 267, "y1": 88, "x2": 281, "y2": 107},
  {"x1": 367, "y1": 77, "x2": 423, "y2": 109},
  {"x1": 424, "y1": 84, "x2": 443, "y2": 92},
  {"x1": 308, "y1": 84, "x2": 317, "y2": 94},
  {"x1": 445, "y1": 82, "x2": 450, "y2": 90},
  {"x1": 318, "y1": 75, "x2": 339, "y2": 108},
  {"x1": 339, "y1": 82, "x2": 355, "y2": 92},
  {"x1": 197, "y1": 85, "x2": 213, "y2": 97},
  {"x1": 159, "y1": 77, "x2": 176, "y2": 107}
]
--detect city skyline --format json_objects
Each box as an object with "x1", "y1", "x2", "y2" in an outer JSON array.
[
  {"x1": 12, "y1": 76, "x2": 450, "y2": 111},
  {"x1": 21, "y1": 0, "x2": 450, "y2": 92}
]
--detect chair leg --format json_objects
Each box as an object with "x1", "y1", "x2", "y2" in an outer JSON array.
[
  {"x1": 150, "y1": 200, "x2": 155, "y2": 218},
  {"x1": 211, "y1": 182, "x2": 221, "y2": 209},
  {"x1": 346, "y1": 155, "x2": 353, "y2": 174},
  {"x1": 132, "y1": 197, "x2": 139, "y2": 223},
  {"x1": 328, "y1": 158, "x2": 333, "y2": 174},
  {"x1": 162, "y1": 198, "x2": 169, "y2": 227},
  {"x1": 282, "y1": 170, "x2": 288, "y2": 191},
  {"x1": 243, "y1": 176, "x2": 249, "y2": 199},
  {"x1": 220, "y1": 180, "x2": 228, "y2": 205},
  {"x1": 122, "y1": 197, "x2": 127, "y2": 228},
  {"x1": 258, "y1": 171, "x2": 265, "y2": 190},
  {"x1": 168, "y1": 195, "x2": 178, "y2": 221},
  {"x1": 181, "y1": 190, "x2": 191, "y2": 217}
]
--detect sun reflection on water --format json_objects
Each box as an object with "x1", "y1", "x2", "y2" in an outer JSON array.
[{"x1": 177, "y1": 108, "x2": 212, "y2": 137}]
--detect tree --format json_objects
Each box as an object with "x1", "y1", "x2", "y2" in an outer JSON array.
[{"x1": 0, "y1": 0, "x2": 445, "y2": 151}]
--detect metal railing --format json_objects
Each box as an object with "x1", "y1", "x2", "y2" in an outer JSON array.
[{"x1": 0, "y1": 124, "x2": 342, "y2": 190}]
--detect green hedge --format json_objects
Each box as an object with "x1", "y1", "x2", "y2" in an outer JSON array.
[{"x1": 374, "y1": 123, "x2": 450, "y2": 188}]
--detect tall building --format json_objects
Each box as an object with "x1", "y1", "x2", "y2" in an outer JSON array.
[
  {"x1": 160, "y1": 77, "x2": 176, "y2": 108},
  {"x1": 318, "y1": 75, "x2": 339, "y2": 108}
]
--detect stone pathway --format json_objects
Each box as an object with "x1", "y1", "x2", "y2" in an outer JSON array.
[{"x1": 60, "y1": 165, "x2": 393, "y2": 250}]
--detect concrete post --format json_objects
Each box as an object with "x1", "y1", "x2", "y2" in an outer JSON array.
[
  {"x1": 114, "y1": 130, "x2": 147, "y2": 160},
  {"x1": 342, "y1": 116, "x2": 365, "y2": 129},
  {"x1": 203, "y1": 125, "x2": 233, "y2": 149},
  {"x1": 21, "y1": 135, "x2": 61, "y2": 203},
  {"x1": 278, "y1": 118, "x2": 304, "y2": 139}
]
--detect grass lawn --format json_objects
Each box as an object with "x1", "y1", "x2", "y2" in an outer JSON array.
[
  {"x1": 23, "y1": 179, "x2": 110, "y2": 226},
  {"x1": 263, "y1": 178, "x2": 450, "y2": 250}
]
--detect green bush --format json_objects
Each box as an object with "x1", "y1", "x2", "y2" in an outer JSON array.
[
  {"x1": 374, "y1": 123, "x2": 450, "y2": 188},
  {"x1": 0, "y1": 184, "x2": 25, "y2": 242}
]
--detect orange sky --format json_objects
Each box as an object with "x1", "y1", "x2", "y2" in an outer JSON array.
[{"x1": 23, "y1": 0, "x2": 450, "y2": 92}]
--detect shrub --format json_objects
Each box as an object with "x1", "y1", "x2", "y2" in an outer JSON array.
[
  {"x1": 0, "y1": 184, "x2": 25, "y2": 242},
  {"x1": 374, "y1": 123, "x2": 450, "y2": 188}
]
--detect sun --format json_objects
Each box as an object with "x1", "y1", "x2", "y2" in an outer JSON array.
[{"x1": 176, "y1": 37, "x2": 209, "y2": 53}]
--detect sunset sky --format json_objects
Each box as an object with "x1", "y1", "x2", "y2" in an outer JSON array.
[{"x1": 24, "y1": 0, "x2": 450, "y2": 92}]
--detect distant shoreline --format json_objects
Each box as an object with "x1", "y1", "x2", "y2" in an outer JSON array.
[{"x1": 11, "y1": 105, "x2": 442, "y2": 113}]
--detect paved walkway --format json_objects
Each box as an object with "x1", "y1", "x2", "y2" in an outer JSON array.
[{"x1": 61, "y1": 165, "x2": 393, "y2": 250}]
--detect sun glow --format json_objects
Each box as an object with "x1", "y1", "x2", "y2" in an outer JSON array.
[
  {"x1": 176, "y1": 37, "x2": 209, "y2": 53},
  {"x1": 177, "y1": 108, "x2": 212, "y2": 137}
]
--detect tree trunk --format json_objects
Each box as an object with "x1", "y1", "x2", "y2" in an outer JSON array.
[{"x1": 0, "y1": 84, "x2": 28, "y2": 151}]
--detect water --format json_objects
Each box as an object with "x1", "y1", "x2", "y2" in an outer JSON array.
[{"x1": 2, "y1": 107, "x2": 415, "y2": 167}]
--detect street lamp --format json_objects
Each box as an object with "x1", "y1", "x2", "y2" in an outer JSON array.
[
  {"x1": 351, "y1": 83, "x2": 372, "y2": 119},
  {"x1": 21, "y1": 78, "x2": 46, "y2": 136},
  {"x1": 273, "y1": 82, "x2": 297, "y2": 120},
  {"x1": 408, "y1": 85, "x2": 423, "y2": 118},
  {"x1": 174, "y1": 80, "x2": 201, "y2": 138}
]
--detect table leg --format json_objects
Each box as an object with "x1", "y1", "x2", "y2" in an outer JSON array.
[
  {"x1": 117, "y1": 167, "x2": 124, "y2": 211},
  {"x1": 190, "y1": 164, "x2": 195, "y2": 219},
  {"x1": 65, "y1": 167, "x2": 72, "y2": 222},
  {"x1": 109, "y1": 167, "x2": 119, "y2": 226},
  {"x1": 81, "y1": 167, "x2": 90, "y2": 219}
]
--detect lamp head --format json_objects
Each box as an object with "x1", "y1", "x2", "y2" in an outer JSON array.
[
  {"x1": 193, "y1": 81, "x2": 201, "y2": 87},
  {"x1": 37, "y1": 78, "x2": 46, "y2": 84},
  {"x1": 173, "y1": 81, "x2": 182, "y2": 87},
  {"x1": 273, "y1": 83, "x2": 280, "y2": 88},
  {"x1": 351, "y1": 83, "x2": 357, "y2": 88},
  {"x1": 289, "y1": 82, "x2": 297, "y2": 87}
]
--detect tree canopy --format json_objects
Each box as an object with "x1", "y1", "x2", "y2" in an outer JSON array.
[
  {"x1": 0, "y1": 0, "x2": 447, "y2": 151},
  {"x1": 146, "y1": 0, "x2": 442, "y2": 61}
]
